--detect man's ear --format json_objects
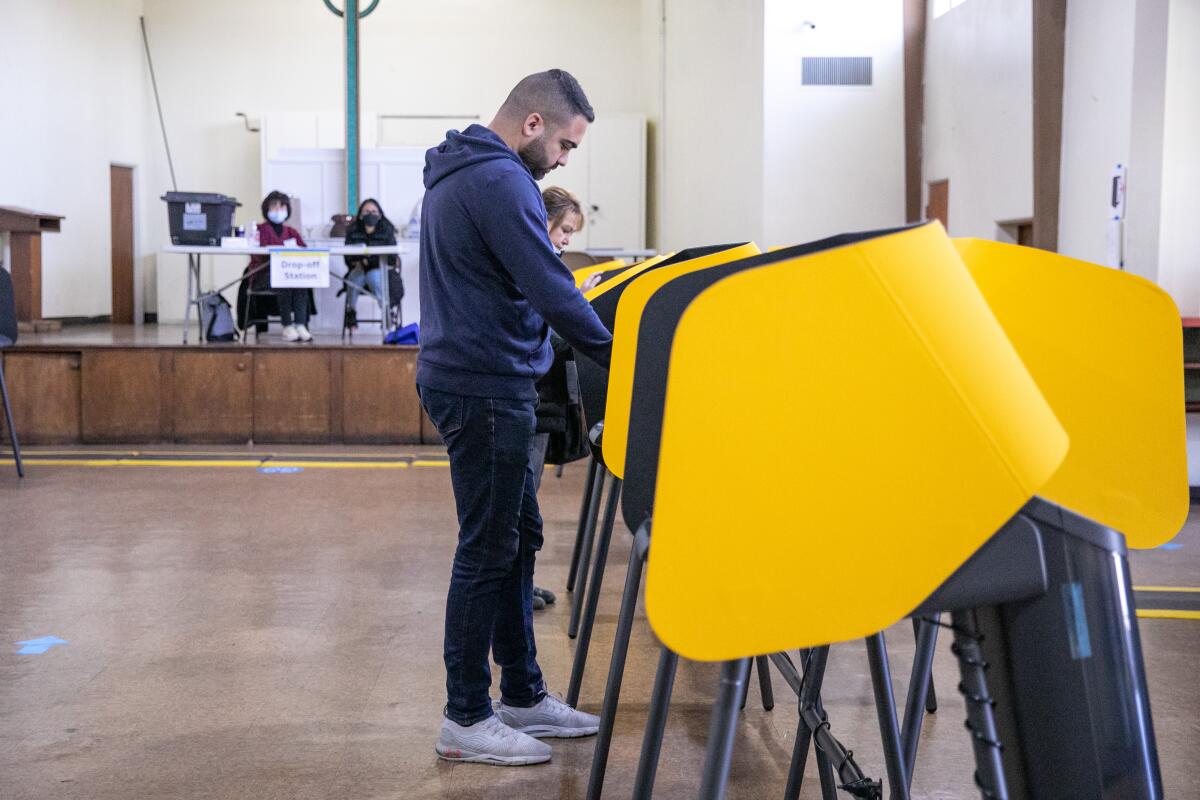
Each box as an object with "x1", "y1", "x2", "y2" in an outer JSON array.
[{"x1": 523, "y1": 112, "x2": 545, "y2": 138}]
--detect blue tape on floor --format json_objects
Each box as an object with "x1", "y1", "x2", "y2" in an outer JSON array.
[
  {"x1": 258, "y1": 466, "x2": 304, "y2": 474},
  {"x1": 16, "y1": 636, "x2": 67, "y2": 655},
  {"x1": 1158, "y1": 543, "x2": 1183, "y2": 551}
]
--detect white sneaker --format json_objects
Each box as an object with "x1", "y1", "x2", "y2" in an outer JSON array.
[
  {"x1": 281, "y1": 325, "x2": 300, "y2": 342},
  {"x1": 496, "y1": 693, "x2": 600, "y2": 739},
  {"x1": 435, "y1": 714, "x2": 551, "y2": 766},
  {"x1": 296, "y1": 324, "x2": 313, "y2": 342}
]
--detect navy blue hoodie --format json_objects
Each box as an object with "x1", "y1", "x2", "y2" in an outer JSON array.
[{"x1": 416, "y1": 124, "x2": 612, "y2": 400}]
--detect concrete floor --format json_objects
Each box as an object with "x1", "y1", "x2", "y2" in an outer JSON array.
[{"x1": 1, "y1": 447, "x2": 1197, "y2": 799}]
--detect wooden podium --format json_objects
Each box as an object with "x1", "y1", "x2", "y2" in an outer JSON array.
[{"x1": 0, "y1": 206, "x2": 64, "y2": 325}]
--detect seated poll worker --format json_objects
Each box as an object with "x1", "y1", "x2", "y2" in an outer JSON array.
[
  {"x1": 341, "y1": 197, "x2": 399, "y2": 331},
  {"x1": 528, "y1": 185, "x2": 600, "y2": 612},
  {"x1": 417, "y1": 69, "x2": 613, "y2": 766},
  {"x1": 238, "y1": 191, "x2": 315, "y2": 342}
]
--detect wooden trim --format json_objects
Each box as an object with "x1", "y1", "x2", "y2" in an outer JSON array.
[
  {"x1": 331, "y1": 350, "x2": 345, "y2": 441},
  {"x1": 903, "y1": 0, "x2": 928, "y2": 223},
  {"x1": 159, "y1": 351, "x2": 175, "y2": 439},
  {"x1": 9, "y1": 345, "x2": 426, "y2": 445},
  {"x1": 1032, "y1": 0, "x2": 1067, "y2": 251},
  {"x1": 9, "y1": 232, "x2": 42, "y2": 322},
  {"x1": 109, "y1": 165, "x2": 136, "y2": 325}
]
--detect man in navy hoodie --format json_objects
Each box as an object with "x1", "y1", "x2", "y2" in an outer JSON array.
[{"x1": 418, "y1": 69, "x2": 612, "y2": 766}]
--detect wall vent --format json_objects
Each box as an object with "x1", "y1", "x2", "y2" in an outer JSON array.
[{"x1": 801, "y1": 57, "x2": 873, "y2": 86}]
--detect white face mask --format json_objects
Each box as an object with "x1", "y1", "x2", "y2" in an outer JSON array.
[{"x1": 267, "y1": 209, "x2": 287, "y2": 224}]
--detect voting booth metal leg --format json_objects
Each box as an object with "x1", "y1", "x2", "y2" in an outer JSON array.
[
  {"x1": 569, "y1": 461, "x2": 605, "y2": 595},
  {"x1": 901, "y1": 615, "x2": 940, "y2": 785},
  {"x1": 0, "y1": 362, "x2": 23, "y2": 478},
  {"x1": 567, "y1": 457, "x2": 598, "y2": 591},
  {"x1": 567, "y1": 477, "x2": 623, "y2": 706},
  {"x1": 698, "y1": 658, "x2": 752, "y2": 800},
  {"x1": 738, "y1": 655, "x2": 777, "y2": 711},
  {"x1": 585, "y1": 523, "x2": 649, "y2": 800},
  {"x1": 569, "y1": 468, "x2": 610, "y2": 638},
  {"x1": 632, "y1": 646, "x2": 680, "y2": 800},
  {"x1": 912, "y1": 617, "x2": 938, "y2": 713},
  {"x1": 783, "y1": 648, "x2": 825, "y2": 800},
  {"x1": 783, "y1": 646, "x2": 882, "y2": 800},
  {"x1": 865, "y1": 632, "x2": 911, "y2": 800},
  {"x1": 949, "y1": 608, "x2": 1009, "y2": 800},
  {"x1": 756, "y1": 655, "x2": 775, "y2": 710}
]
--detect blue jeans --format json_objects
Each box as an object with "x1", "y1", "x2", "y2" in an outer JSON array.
[
  {"x1": 345, "y1": 266, "x2": 383, "y2": 309},
  {"x1": 418, "y1": 384, "x2": 546, "y2": 725}
]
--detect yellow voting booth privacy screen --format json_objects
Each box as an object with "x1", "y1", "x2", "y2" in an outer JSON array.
[
  {"x1": 572, "y1": 259, "x2": 627, "y2": 289},
  {"x1": 954, "y1": 238, "x2": 1187, "y2": 548},
  {"x1": 583, "y1": 254, "x2": 672, "y2": 302},
  {"x1": 602, "y1": 243, "x2": 762, "y2": 479},
  {"x1": 645, "y1": 224, "x2": 1069, "y2": 661}
]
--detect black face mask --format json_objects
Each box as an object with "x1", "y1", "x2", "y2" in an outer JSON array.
[{"x1": 362, "y1": 213, "x2": 381, "y2": 227}]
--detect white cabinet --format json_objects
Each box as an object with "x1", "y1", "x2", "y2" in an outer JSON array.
[{"x1": 539, "y1": 113, "x2": 646, "y2": 251}]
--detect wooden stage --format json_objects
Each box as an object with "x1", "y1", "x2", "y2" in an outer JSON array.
[{"x1": 2, "y1": 325, "x2": 434, "y2": 445}]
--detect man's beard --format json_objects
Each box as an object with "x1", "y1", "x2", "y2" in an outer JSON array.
[{"x1": 518, "y1": 136, "x2": 557, "y2": 180}]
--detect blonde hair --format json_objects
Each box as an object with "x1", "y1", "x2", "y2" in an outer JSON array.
[{"x1": 542, "y1": 186, "x2": 585, "y2": 230}]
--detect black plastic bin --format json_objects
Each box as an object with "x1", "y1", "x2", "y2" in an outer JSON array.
[{"x1": 162, "y1": 191, "x2": 240, "y2": 246}]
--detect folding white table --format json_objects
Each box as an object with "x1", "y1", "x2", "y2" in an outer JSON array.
[{"x1": 162, "y1": 243, "x2": 405, "y2": 343}]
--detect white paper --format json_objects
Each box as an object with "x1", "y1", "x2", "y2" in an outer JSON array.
[{"x1": 270, "y1": 250, "x2": 330, "y2": 288}]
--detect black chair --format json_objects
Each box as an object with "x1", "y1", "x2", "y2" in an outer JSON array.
[{"x1": 0, "y1": 268, "x2": 25, "y2": 477}]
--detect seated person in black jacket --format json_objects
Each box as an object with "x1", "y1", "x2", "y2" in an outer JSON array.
[{"x1": 342, "y1": 198, "x2": 398, "y2": 330}]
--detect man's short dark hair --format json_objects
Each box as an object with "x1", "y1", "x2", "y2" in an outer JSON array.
[{"x1": 499, "y1": 69, "x2": 595, "y2": 127}]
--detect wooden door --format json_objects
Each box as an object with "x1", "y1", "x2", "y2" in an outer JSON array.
[
  {"x1": 81, "y1": 350, "x2": 167, "y2": 442},
  {"x1": 173, "y1": 351, "x2": 254, "y2": 442},
  {"x1": 1, "y1": 352, "x2": 82, "y2": 443},
  {"x1": 341, "y1": 349, "x2": 422, "y2": 443},
  {"x1": 253, "y1": 351, "x2": 332, "y2": 442},
  {"x1": 926, "y1": 179, "x2": 949, "y2": 230},
  {"x1": 110, "y1": 165, "x2": 135, "y2": 324}
]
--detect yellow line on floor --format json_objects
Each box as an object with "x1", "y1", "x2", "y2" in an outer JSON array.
[
  {"x1": 1136, "y1": 609, "x2": 1200, "y2": 620},
  {"x1": 18, "y1": 458, "x2": 438, "y2": 470},
  {"x1": 266, "y1": 461, "x2": 410, "y2": 469},
  {"x1": 12, "y1": 449, "x2": 436, "y2": 458},
  {"x1": 1134, "y1": 586, "x2": 1200, "y2": 593}
]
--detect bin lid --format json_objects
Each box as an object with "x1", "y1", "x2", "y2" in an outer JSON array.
[{"x1": 161, "y1": 191, "x2": 241, "y2": 206}]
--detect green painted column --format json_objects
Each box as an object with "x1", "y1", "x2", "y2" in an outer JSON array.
[{"x1": 344, "y1": 0, "x2": 360, "y2": 214}]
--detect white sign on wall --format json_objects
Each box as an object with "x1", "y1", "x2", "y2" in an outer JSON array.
[{"x1": 270, "y1": 249, "x2": 330, "y2": 288}]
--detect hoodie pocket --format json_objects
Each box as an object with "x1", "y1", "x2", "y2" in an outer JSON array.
[{"x1": 418, "y1": 386, "x2": 463, "y2": 440}]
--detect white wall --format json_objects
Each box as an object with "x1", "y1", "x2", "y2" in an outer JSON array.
[
  {"x1": 1057, "y1": 0, "x2": 1137, "y2": 268},
  {"x1": 659, "y1": 0, "x2": 764, "y2": 250},
  {"x1": 762, "y1": 0, "x2": 906, "y2": 248},
  {"x1": 0, "y1": 0, "x2": 150, "y2": 319},
  {"x1": 1157, "y1": 0, "x2": 1200, "y2": 314},
  {"x1": 142, "y1": 0, "x2": 653, "y2": 322},
  {"x1": 1058, "y1": 0, "x2": 1172, "y2": 286},
  {"x1": 923, "y1": 0, "x2": 1033, "y2": 238},
  {"x1": 0, "y1": 0, "x2": 653, "y2": 322}
]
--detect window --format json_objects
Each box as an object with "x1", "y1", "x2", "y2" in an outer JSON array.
[{"x1": 932, "y1": 0, "x2": 970, "y2": 19}]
